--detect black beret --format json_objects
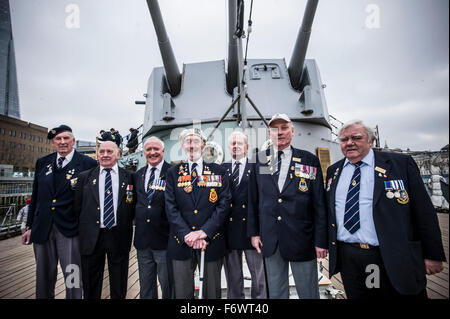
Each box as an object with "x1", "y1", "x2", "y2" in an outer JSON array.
[{"x1": 47, "y1": 125, "x2": 72, "y2": 139}]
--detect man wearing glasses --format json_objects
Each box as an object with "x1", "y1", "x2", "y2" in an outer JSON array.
[{"x1": 326, "y1": 119, "x2": 446, "y2": 298}]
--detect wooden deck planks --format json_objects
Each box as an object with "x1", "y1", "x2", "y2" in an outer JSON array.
[{"x1": 0, "y1": 214, "x2": 448, "y2": 299}]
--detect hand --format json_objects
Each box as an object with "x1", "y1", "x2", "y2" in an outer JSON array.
[
  {"x1": 315, "y1": 247, "x2": 328, "y2": 259},
  {"x1": 22, "y1": 229, "x2": 31, "y2": 245},
  {"x1": 251, "y1": 236, "x2": 263, "y2": 254},
  {"x1": 184, "y1": 230, "x2": 207, "y2": 247},
  {"x1": 425, "y1": 259, "x2": 444, "y2": 275},
  {"x1": 193, "y1": 239, "x2": 208, "y2": 250}
]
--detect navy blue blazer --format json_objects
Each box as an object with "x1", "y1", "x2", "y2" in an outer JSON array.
[
  {"x1": 73, "y1": 166, "x2": 136, "y2": 255},
  {"x1": 222, "y1": 160, "x2": 254, "y2": 250},
  {"x1": 165, "y1": 161, "x2": 232, "y2": 262},
  {"x1": 133, "y1": 161, "x2": 172, "y2": 250},
  {"x1": 27, "y1": 151, "x2": 97, "y2": 244},
  {"x1": 326, "y1": 150, "x2": 446, "y2": 295},
  {"x1": 247, "y1": 147, "x2": 328, "y2": 261}
]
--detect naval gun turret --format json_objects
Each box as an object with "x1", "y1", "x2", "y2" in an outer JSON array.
[{"x1": 123, "y1": 0, "x2": 342, "y2": 170}]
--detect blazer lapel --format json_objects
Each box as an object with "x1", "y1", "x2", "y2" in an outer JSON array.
[
  {"x1": 280, "y1": 147, "x2": 297, "y2": 194},
  {"x1": 44, "y1": 153, "x2": 57, "y2": 196},
  {"x1": 373, "y1": 151, "x2": 391, "y2": 207},
  {"x1": 118, "y1": 168, "x2": 127, "y2": 209},
  {"x1": 89, "y1": 166, "x2": 100, "y2": 206},
  {"x1": 236, "y1": 159, "x2": 250, "y2": 192},
  {"x1": 329, "y1": 159, "x2": 345, "y2": 220}
]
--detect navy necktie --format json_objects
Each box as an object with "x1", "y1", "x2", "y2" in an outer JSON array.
[
  {"x1": 57, "y1": 157, "x2": 65, "y2": 169},
  {"x1": 344, "y1": 161, "x2": 363, "y2": 234},
  {"x1": 231, "y1": 161, "x2": 241, "y2": 190},
  {"x1": 103, "y1": 168, "x2": 115, "y2": 229},
  {"x1": 191, "y1": 163, "x2": 199, "y2": 201},
  {"x1": 146, "y1": 167, "x2": 156, "y2": 203}
]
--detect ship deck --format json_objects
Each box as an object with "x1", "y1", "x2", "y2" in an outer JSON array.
[{"x1": 0, "y1": 213, "x2": 448, "y2": 299}]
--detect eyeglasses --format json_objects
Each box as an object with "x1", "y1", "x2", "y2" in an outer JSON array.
[{"x1": 339, "y1": 135, "x2": 365, "y2": 143}]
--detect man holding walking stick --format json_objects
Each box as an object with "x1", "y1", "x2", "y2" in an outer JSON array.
[{"x1": 165, "y1": 128, "x2": 231, "y2": 299}]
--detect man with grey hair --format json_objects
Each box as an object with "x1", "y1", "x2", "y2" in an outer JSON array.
[
  {"x1": 326, "y1": 119, "x2": 446, "y2": 298},
  {"x1": 133, "y1": 136, "x2": 174, "y2": 299},
  {"x1": 165, "y1": 128, "x2": 231, "y2": 298},
  {"x1": 22, "y1": 124, "x2": 97, "y2": 299},
  {"x1": 222, "y1": 131, "x2": 267, "y2": 299}
]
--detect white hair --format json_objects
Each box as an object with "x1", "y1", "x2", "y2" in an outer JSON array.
[
  {"x1": 144, "y1": 136, "x2": 165, "y2": 150},
  {"x1": 338, "y1": 119, "x2": 376, "y2": 143},
  {"x1": 227, "y1": 131, "x2": 248, "y2": 146}
]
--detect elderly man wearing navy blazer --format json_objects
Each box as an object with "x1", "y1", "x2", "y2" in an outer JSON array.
[
  {"x1": 165, "y1": 128, "x2": 231, "y2": 299},
  {"x1": 248, "y1": 113, "x2": 328, "y2": 299},
  {"x1": 326, "y1": 119, "x2": 446, "y2": 298},
  {"x1": 22, "y1": 125, "x2": 97, "y2": 299},
  {"x1": 222, "y1": 131, "x2": 267, "y2": 299},
  {"x1": 133, "y1": 137, "x2": 174, "y2": 299}
]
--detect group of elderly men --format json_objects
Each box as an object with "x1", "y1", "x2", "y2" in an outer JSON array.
[{"x1": 22, "y1": 113, "x2": 445, "y2": 299}]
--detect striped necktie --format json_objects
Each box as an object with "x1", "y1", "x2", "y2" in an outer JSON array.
[
  {"x1": 344, "y1": 161, "x2": 363, "y2": 234},
  {"x1": 191, "y1": 163, "x2": 199, "y2": 201},
  {"x1": 57, "y1": 157, "x2": 65, "y2": 169},
  {"x1": 103, "y1": 168, "x2": 115, "y2": 229},
  {"x1": 231, "y1": 161, "x2": 241, "y2": 190},
  {"x1": 146, "y1": 167, "x2": 156, "y2": 203}
]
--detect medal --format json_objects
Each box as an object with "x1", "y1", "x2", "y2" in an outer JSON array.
[
  {"x1": 394, "y1": 191, "x2": 400, "y2": 198},
  {"x1": 386, "y1": 191, "x2": 394, "y2": 199},
  {"x1": 184, "y1": 185, "x2": 192, "y2": 193}
]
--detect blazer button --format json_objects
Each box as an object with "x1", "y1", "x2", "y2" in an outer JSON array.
[
  {"x1": 96, "y1": 220, "x2": 100, "y2": 224},
  {"x1": 230, "y1": 204, "x2": 233, "y2": 208},
  {"x1": 148, "y1": 205, "x2": 151, "y2": 209},
  {"x1": 242, "y1": 218, "x2": 246, "y2": 221},
  {"x1": 331, "y1": 241, "x2": 336, "y2": 245},
  {"x1": 52, "y1": 199, "x2": 56, "y2": 203},
  {"x1": 277, "y1": 216, "x2": 282, "y2": 221},
  {"x1": 229, "y1": 217, "x2": 233, "y2": 222},
  {"x1": 97, "y1": 207, "x2": 100, "y2": 211},
  {"x1": 332, "y1": 224, "x2": 335, "y2": 227},
  {"x1": 242, "y1": 204, "x2": 246, "y2": 209},
  {"x1": 51, "y1": 207, "x2": 55, "y2": 211},
  {"x1": 146, "y1": 219, "x2": 150, "y2": 223},
  {"x1": 194, "y1": 209, "x2": 198, "y2": 214},
  {"x1": 278, "y1": 198, "x2": 282, "y2": 203},
  {"x1": 192, "y1": 226, "x2": 196, "y2": 230}
]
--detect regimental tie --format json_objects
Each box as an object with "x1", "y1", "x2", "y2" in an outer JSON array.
[
  {"x1": 343, "y1": 161, "x2": 363, "y2": 234},
  {"x1": 146, "y1": 167, "x2": 156, "y2": 203},
  {"x1": 103, "y1": 168, "x2": 115, "y2": 229},
  {"x1": 273, "y1": 150, "x2": 283, "y2": 179},
  {"x1": 57, "y1": 157, "x2": 65, "y2": 169},
  {"x1": 191, "y1": 163, "x2": 199, "y2": 201},
  {"x1": 231, "y1": 161, "x2": 241, "y2": 190}
]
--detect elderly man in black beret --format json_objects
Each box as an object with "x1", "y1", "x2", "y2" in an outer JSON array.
[{"x1": 22, "y1": 125, "x2": 97, "y2": 299}]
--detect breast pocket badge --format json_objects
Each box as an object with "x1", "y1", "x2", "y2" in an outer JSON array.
[
  {"x1": 299, "y1": 178, "x2": 308, "y2": 192},
  {"x1": 209, "y1": 188, "x2": 218, "y2": 203},
  {"x1": 126, "y1": 185, "x2": 133, "y2": 204}
]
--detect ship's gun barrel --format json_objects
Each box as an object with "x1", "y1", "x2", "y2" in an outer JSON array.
[
  {"x1": 288, "y1": 0, "x2": 319, "y2": 91},
  {"x1": 226, "y1": 0, "x2": 239, "y2": 94},
  {"x1": 146, "y1": 0, "x2": 181, "y2": 96}
]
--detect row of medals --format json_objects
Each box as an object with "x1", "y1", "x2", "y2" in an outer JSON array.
[{"x1": 386, "y1": 189, "x2": 406, "y2": 199}]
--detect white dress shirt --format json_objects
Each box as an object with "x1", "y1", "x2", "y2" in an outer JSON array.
[
  {"x1": 56, "y1": 149, "x2": 74, "y2": 169},
  {"x1": 231, "y1": 157, "x2": 247, "y2": 184},
  {"x1": 277, "y1": 147, "x2": 292, "y2": 191},
  {"x1": 99, "y1": 163, "x2": 119, "y2": 228},
  {"x1": 144, "y1": 160, "x2": 164, "y2": 190},
  {"x1": 188, "y1": 158, "x2": 203, "y2": 177}
]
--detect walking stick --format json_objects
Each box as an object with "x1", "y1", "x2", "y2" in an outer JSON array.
[{"x1": 198, "y1": 248, "x2": 206, "y2": 299}]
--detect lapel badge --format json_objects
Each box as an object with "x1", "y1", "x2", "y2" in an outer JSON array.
[
  {"x1": 70, "y1": 177, "x2": 78, "y2": 190},
  {"x1": 375, "y1": 166, "x2": 386, "y2": 174},
  {"x1": 299, "y1": 178, "x2": 308, "y2": 192},
  {"x1": 209, "y1": 188, "x2": 218, "y2": 203},
  {"x1": 92, "y1": 178, "x2": 97, "y2": 185},
  {"x1": 126, "y1": 185, "x2": 133, "y2": 204},
  {"x1": 46, "y1": 164, "x2": 53, "y2": 175},
  {"x1": 292, "y1": 157, "x2": 301, "y2": 163},
  {"x1": 326, "y1": 178, "x2": 332, "y2": 192}
]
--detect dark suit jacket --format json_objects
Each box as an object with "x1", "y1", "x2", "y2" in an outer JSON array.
[
  {"x1": 247, "y1": 146, "x2": 328, "y2": 261},
  {"x1": 165, "y1": 161, "x2": 232, "y2": 262},
  {"x1": 133, "y1": 161, "x2": 172, "y2": 250},
  {"x1": 27, "y1": 151, "x2": 97, "y2": 244},
  {"x1": 73, "y1": 166, "x2": 135, "y2": 255},
  {"x1": 326, "y1": 150, "x2": 446, "y2": 295},
  {"x1": 222, "y1": 160, "x2": 254, "y2": 250}
]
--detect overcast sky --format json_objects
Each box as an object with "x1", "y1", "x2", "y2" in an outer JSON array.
[{"x1": 9, "y1": 0, "x2": 449, "y2": 151}]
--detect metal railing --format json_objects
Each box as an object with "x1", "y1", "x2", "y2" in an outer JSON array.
[{"x1": 0, "y1": 204, "x2": 21, "y2": 238}]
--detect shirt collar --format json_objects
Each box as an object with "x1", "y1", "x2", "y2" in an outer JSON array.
[
  {"x1": 344, "y1": 148, "x2": 375, "y2": 168},
  {"x1": 147, "y1": 160, "x2": 164, "y2": 173},
  {"x1": 57, "y1": 149, "x2": 75, "y2": 163},
  {"x1": 232, "y1": 156, "x2": 247, "y2": 167},
  {"x1": 100, "y1": 163, "x2": 119, "y2": 174},
  {"x1": 188, "y1": 158, "x2": 203, "y2": 172}
]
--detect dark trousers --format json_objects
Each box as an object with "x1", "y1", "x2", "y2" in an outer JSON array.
[
  {"x1": 81, "y1": 228, "x2": 130, "y2": 299},
  {"x1": 338, "y1": 241, "x2": 427, "y2": 299},
  {"x1": 172, "y1": 250, "x2": 223, "y2": 299}
]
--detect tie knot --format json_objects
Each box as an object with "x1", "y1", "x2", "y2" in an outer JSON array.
[
  {"x1": 191, "y1": 163, "x2": 198, "y2": 170},
  {"x1": 278, "y1": 150, "x2": 283, "y2": 158},
  {"x1": 150, "y1": 166, "x2": 156, "y2": 173},
  {"x1": 104, "y1": 168, "x2": 112, "y2": 173},
  {"x1": 354, "y1": 161, "x2": 363, "y2": 168},
  {"x1": 235, "y1": 161, "x2": 241, "y2": 167}
]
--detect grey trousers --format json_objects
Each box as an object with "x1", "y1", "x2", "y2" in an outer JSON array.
[
  {"x1": 33, "y1": 224, "x2": 82, "y2": 299},
  {"x1": 264, "y1": 246, "x2": 319, "y2": 299},
  {"x1": 172, "y1": 250, "x2": 223, "y2": 299},
  {"x1": 136, "y1": 247, "x2": 174, "y2": 299},
  {"x1": 224, "y1": 249, "x2": 267, "y2": 299}
]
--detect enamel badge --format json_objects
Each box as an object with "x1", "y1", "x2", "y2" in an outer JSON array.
[
  {"x1": 299, "y1": 178, "x2": 308, "y2": 192},
  {"x1": 209, "y1": 188, "x2": 218, "y2": 203}
]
